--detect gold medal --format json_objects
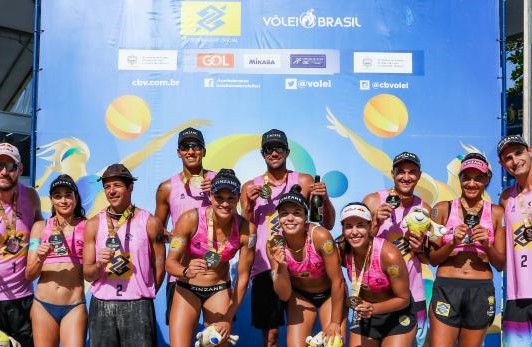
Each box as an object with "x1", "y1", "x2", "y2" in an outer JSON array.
[
  {"x1": 203, "y1": 250, "x2": 221, "y2": 268},
  {"x1": 260, "y1": 183, "x2": 272, "y2": 199},
  {"x1": 49, "y1": 233, "x2": 68, "y2": 256},
  {"x1": 346, "y1": 295, "x2": 362, "y2": 309},
  {"x1": 4, "y1": 234, "x2": 22, "y2": 255},
  {"x1": 189, "y1": 175, "x2": 204, "y2": 189},
  {"x1": 268, "y1": 234, "x2": 286, "y2": 250}
]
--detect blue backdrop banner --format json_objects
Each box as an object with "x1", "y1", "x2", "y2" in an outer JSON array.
[{"x1": 36, "y1": 1, "x2": 502, "y2": 346}]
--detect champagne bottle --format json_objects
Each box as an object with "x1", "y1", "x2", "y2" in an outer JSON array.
[{"x1": 309, "y1": 175, "x2": 323, "y2": 222}]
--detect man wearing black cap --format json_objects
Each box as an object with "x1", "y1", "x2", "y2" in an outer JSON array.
[
  {"x1": 0, "y1": 142, "x2": 42, "y2": 347},
  {"x1": 362, "y1": 151, "x2": 431, "y2": 347},
  {"x1": 240, "y1": 129, "x2": 335, "y2": 347},
  {"x1": 83, "y1": 163, "x2": 165, "y2": 347},
  {"x1": 154, "y1": 127, "x2": 216, "y2": 324},
  {"x1": 498, "y1": 135, "x2": 532, "y2": 346}
]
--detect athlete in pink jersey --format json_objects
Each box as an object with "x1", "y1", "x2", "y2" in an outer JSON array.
[
  {"x1": 165, "y1": 169, "x2": 255, "y2": 347},
  {"x1": 267, "y1": 185, "x2": 345, "y2": 346},
  {"x1": 362, "y1": 151, "x2": 429, "y2": 347},
  {"x1": 0, "y1": 142, "x2": 42, "y2": 347},
  {"x1": 338, "y1": 202, "x2": 415, "y2": 347},
  {"x1": 429, "y1": 153, "x2": 505, "y2": 347},
  {"x1": 26, "y1": 174, "x2": 87, "y2": 347},
  {"x1": 83, "y1": 164, "x2": 165, "y2": 347},
  {"x1": 498, "y1": 135, "x2": 532, "y2": 346},
  {"x1": 154, "y1": 127, "x2": 216, "y2": 323},
  {"x1": 240, "y1": 129, "x2": 336, "y2": 347}
]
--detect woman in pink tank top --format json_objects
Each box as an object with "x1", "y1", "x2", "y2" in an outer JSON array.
[
  {"x1": 428, "y1": 153, "x2": 505, "y2": 347},
  {"x1": 26, "y1": 174, "x2": 87, "y2": 347},
  {"x1": 267, "y1": 185, "x2": 346, "y2": 347},
  {"x1": 165, "y1": 169, "x2": 255, "y2": 346},
  {"x1": 338, "y1": 202, "x2": 415, "y2": 347}
]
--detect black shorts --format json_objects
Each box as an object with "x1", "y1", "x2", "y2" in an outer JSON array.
[
  {"x1": 165, "y1": 281, "x2": 176, "y2": 325},
  {"x1": 350, "y1": 298, "x2": 417, "y2": 339},
  {"x1": 0, "y1": 295, "x2": 33, "y2": 347},
  {"x1": 251, "y1": 271, "x2": 285, "y2": 329},
  {"x1": 431, "y1": 277, "x2": 495, "y2": 330},
  {"x1": 293, "y1": 287, "x2": 331, "y2": 308}
]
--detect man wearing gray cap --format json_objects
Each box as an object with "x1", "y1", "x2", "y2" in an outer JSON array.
[
  {"x1": 83, "y1": 163, "x2": 165, "y2": 347},
  {"x1": 498, "y1": 135, "x2": 532, "y2": 346},
  {"x1": 0, "y1": 142, "x2": 42, "y2": 347}
]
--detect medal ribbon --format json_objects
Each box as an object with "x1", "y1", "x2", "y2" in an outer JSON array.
[
  {"x1": 51, "y1": 216, "x2": 72, "y2": 254},
  {"x1": 0, "y1": 189, "x2": 18, "y2": 237},
  {"x1": 459, "y1": 197, "x2": 483, "y2": 220},
  {"x1": 350, "y1": 241, "x2": 373, "y2": 298},
  {"x1": 106, "y1": 205, "x2": 135, "y2": 238},
  {"x1": 183, "y1": 169, "x2": 204, "y2": 186},
  {"x1": 207, "y1": 208, "x2": 228, "y2": 256}
]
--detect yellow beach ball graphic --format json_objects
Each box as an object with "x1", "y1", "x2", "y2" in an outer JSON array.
[
  {"x1": 105, "y1": 95, "x2": 151, "y2": 140},
  {"x1": 363, "y1": 94, "x2": 408, "y2": 138}
]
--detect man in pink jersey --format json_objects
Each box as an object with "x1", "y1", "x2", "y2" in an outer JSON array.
[
  {"x1": 83, "y1": 163, "x2": 165, "y2": 347},
  {"x1": 240, "y1": 129, "x2": 335, "y2": 347},
  {"x1": 0, "y1": 142, "x2": 42, "y2": 347},
  {"x1": 498, "y1": 134, "x2": 532, "y2": 346},
  {"x1": 362, "y1": 151, "x2": 430, "y2": 347},
  {"x1": 154, "y1": 127, "x2": 216, "y2": 324}
]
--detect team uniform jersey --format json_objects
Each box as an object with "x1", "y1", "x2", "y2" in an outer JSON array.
[
  {"x1": 441, "y1": 199, "x2": 495, "y2": 254},
  {"x1": 0, "y1": 184, "x2": 36, "y2": 301},
  {"x1": 251, "y1": 171, "x2": 299, "y2": 278},
  {"x1": 344, "y1": 237, "x2": 391, "y2": 292},
  {"x1": 91, "y1": 208, "x2": 155, "y2": 301},
  {"x1": 502, "y1": 186, "x2": 532, "y2": 346},
  {"x1": 40, "y1": 218, "x2": 85, "y2": 264}
]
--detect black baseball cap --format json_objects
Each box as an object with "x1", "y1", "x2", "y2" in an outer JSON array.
[
  {"x1": 211, "y1": 169, "x2": 241, "y2": 194},
  {"x1": 98, "y1": 163, "x2": 137, "y2": 183},
  {"x1": 276, "y1": 185, "x2": 309, "y2": 212},
  {"x1": 178, "y1": 127, "x2": 205, "y2": 147},
  {"x1": 497, "y1": 135, "x2": 529, "y2": 156},
  {"x1": 392, "y1": 152, "x2": 421, "y2": 169},
  {"x1": 261, "y1": 129, "x2": 288, "y2": 148},
  {"x1": 49, "y1": 174, "x2": 78, "y2": 195}
]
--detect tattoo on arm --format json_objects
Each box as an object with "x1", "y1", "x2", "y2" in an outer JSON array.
[
  {"x1": 321, "y1": 240, "x2": 334, "y2": 256},
  {"x1": 169, "y1": 236, "x2": 187, "y2": 252},
  {"x1": 155, "y1": 233, "x2": 165, "y2": 243},
  {"x1": 386, "y1": 265, "x2": 400, "y2": 278}
]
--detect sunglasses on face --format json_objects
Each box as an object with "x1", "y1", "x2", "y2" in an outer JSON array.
[
  {"x1": 262, "y1": 146, "x2": 288, "y2": 155},
  {"x1": 179, "y1": 142, "x2": 203, "y2": 152},
  {"x1": 0, "y1": 162, "x2": 18, "y2": 172}
]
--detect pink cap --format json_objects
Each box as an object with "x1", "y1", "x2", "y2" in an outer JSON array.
[{"x1": 460, "y1": 158, "x2": 489, "y2": 174}]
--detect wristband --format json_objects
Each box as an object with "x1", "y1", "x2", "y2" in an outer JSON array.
[{"x1": 182, "y1": 266, "x2": 189, "y2": 278}]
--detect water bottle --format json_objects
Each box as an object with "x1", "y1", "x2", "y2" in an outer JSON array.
[{"x1": 309, "y1": 175, "x2": 323, "y2": 222}]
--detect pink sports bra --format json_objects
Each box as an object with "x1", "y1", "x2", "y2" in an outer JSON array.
[
  {"x1": 187, "y1": 206, "x2": 241, "y2": 263},
  {"x1": 40, "y1": 218, "x2": 85, "y2": 264},
  {"x1": 285, "y1": 224, "x2": 326, "y2": 279},
  {"x1": 441, "y1": 199, "x2": 495, "y2": 255},
  {"x1": 345, "y1": 237, "x2": 391, "y2": 293}
]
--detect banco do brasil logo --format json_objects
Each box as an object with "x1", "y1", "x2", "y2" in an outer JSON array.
[{"x1": 181, "y1": 1, "x2": 241, "y2": 36}]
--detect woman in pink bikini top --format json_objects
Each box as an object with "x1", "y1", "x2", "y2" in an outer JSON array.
[
  {"x1": 25, "y1": 174, "x2": 87, "y2": 347},
  {"x1": 267, "y1": 184, "x2": 346, "y2": 345},
  {"x1": 338, "y1": 202, "x2": 415, "y2": 347},
  {"x1": 165, "y1": 169, "x2": 256, "y2": 347}
]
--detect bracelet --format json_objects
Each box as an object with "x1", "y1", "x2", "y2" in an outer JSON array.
[{"x1": 182, "y1": 266, "x2": 189, "y2": 278}]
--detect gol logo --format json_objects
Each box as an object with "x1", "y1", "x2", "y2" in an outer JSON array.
[{"x1": 197, "y1": 53, "x2": 234, "y2": 68}]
